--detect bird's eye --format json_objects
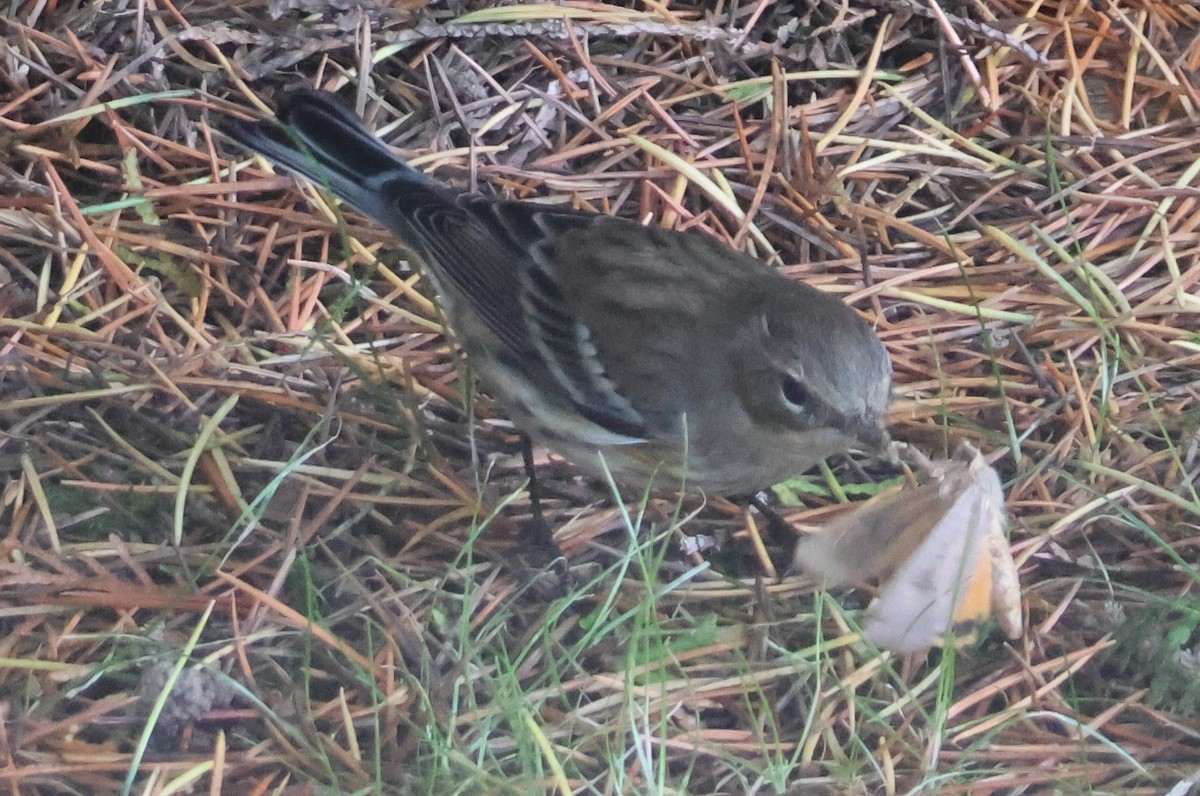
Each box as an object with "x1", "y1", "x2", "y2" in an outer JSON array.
[{"x1": 781, "y1": 375, "x2": 810, "y2": 409}]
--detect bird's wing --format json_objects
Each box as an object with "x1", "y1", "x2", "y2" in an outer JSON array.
[{"x1": 399, "y1": 195, "x2": 653, "y2": 441}]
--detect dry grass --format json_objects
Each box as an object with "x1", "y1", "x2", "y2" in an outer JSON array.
[{"x1": 2, "y1": 0, "x2": 1199, "y2": 793}]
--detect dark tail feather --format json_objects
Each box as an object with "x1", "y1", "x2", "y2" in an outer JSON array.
[{"x1": 222, "y1": 90, "x2": 433, "y2": 219}]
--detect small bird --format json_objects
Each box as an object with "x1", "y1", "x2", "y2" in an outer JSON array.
[{"x1": 224, "y1": 90, "x2": 891, "y2": 500}]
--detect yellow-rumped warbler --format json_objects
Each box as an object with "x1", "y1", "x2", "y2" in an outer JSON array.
[{"x1": 224, "y1": 90, "x2": 891, "y2": 496}]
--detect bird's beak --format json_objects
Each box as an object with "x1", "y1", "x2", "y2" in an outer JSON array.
[{"x1": 848, "y1": 417, "x2": 891, "y2": 457}]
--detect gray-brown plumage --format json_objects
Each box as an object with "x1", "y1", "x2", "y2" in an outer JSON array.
[{"x1": 224, "y1": 90, "x2": 892, "y2": 494}]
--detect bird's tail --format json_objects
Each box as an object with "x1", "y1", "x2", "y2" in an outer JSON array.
[{"x1": 223, "y1": 90, "x2": 438, "y2": 221}]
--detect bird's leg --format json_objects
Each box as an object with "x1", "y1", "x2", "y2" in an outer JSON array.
[
  {"x1": 521, "y1": 435, "x2": 557, "y2": 555},
  {"x1": 751, "y1": 490, "x2": 800, "y2": 547},
  {"x1": 518, "y1": 434, "x2": 571, "y2": 586}
]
